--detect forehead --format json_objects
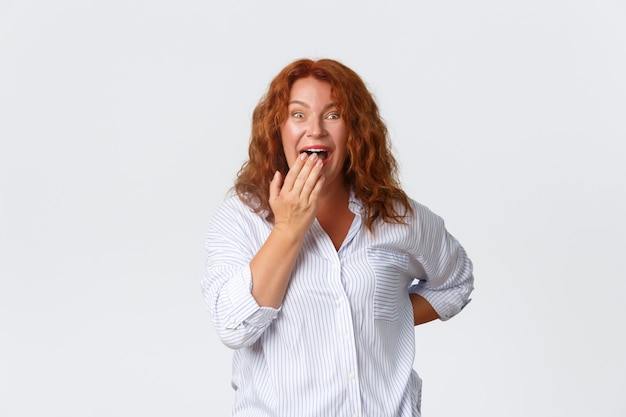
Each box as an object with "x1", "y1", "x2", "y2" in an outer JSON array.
[{"x1": 289, "y1": 77, "x2": 334, "y2": 102}]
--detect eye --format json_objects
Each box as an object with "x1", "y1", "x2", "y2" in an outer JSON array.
[
  {"x1": 326, "y1": 112, "x2": 340, "y2": 120},
  {"x1": 292, "y1": 111, "x2": 305, "y2": 119}
]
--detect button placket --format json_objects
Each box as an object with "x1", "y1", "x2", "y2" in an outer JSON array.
[{"x1": 318, "y1": 220, "x2": 363, "y2": 417}]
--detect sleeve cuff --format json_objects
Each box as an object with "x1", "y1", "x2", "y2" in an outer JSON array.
[
  {"x1": 224, "y1": 266, "x2": 280, "y2": 329},
  {"x1": 409, "y1": 284, "x2": 471, "y2": 321}
]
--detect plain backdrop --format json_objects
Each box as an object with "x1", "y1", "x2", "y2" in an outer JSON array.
[{"x1": 1, "y1": 1, "x2": 625, "y2": 416}]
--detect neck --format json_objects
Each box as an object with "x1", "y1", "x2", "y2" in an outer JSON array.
[
  {"x1": 317, "y1": 182, "x2": 351, "y2": 214},
  {"x1": 315, "y1": 183, "x2": 355, "y2": 251}
]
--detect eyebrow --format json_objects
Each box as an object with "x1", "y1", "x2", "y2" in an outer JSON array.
[{"x1": 287, "y1": 100, "x2": 337, "y2": 111}]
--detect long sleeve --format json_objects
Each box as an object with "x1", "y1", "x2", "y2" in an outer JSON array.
[
  {"x1": 201, "y1": 197, "x2": 279, "y2": 349},
  {"x1": 407, "y1": 201, "x2": 474, "y2": 321}
]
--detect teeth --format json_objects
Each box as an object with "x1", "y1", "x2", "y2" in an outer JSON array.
[{"x1": 301, "y1": 149, "x2": 329, "y2": 160}]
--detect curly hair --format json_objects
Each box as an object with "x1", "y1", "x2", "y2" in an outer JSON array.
[{"x1": 234, "y1": 58, "x2": 412, "y2": 230}]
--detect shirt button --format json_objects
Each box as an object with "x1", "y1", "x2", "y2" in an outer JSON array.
[{"x1": 348, "y1": 372, "x2": 355, "y2": 379}]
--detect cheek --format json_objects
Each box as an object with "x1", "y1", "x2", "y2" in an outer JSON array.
[
  {"x1": 281, "y1": 121, "x2": 302, "y2": 142},
  {"x1": 333, "y1": 127, "x2": 349, "y2": 154},
  {"x1": 280, "y1": 125, "x2": 298, "y2": 165}
]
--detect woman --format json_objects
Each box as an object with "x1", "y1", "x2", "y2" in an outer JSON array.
[{"x1": 202, "y1": 58, "x2": 474, "y2": 416}]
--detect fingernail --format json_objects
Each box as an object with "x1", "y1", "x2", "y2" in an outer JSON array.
[
  {"x1": 308, "y1": 153, "x2": 317, "y2": 161},
  {"x1": 299, "y1": 153, "x2": 307, "y2": 160}
]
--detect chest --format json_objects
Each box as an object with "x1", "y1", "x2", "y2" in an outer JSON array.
[{"x1": 285, "y1": 227, "x2": 416, "y2": 324}]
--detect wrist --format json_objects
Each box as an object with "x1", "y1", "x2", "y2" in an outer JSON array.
[{"x1": 271, "y1": 222, "x2": 308, "y2": 244}]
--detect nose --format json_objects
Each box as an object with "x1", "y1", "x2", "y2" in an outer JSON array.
[{"x1": 306, "y1": 117, "x2": 326, "y2": 138}]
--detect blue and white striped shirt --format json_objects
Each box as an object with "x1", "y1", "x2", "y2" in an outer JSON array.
[{"x1": 202, "y1": 193, "x2": 474, "y2": 417}]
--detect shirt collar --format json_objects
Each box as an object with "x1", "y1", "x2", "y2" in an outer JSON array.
[{"x1": 348, "y1": 189, "x2": 365, "y2": 215}]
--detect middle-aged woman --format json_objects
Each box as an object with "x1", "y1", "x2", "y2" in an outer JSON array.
[{"x1": 203, "y1": 58, "x2": 474, "y2": 417}]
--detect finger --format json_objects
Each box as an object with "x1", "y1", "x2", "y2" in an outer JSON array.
[
  {"x1": 308, "y1": 173, "x2": 325, "y2": 205},
  {"x1": 281, "y1": 152, "x2": 308, "y2": 192},
  {"x1": 269, "y1": 171, "x2": 282, "y2": 201},
  {"x1": 299, "y1": 158, "x2": 324, "y2": 200},
  {"x1": 291, "y1": 153, "x2": 321, "y2": 195}
]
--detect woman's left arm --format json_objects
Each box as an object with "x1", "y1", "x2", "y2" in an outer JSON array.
[
  {"x1": 408, "y1": 202, "x2": 475, "y2": 323},
  {"x1": 410, "y1": 293, "x2": 439, "y2": 326}
]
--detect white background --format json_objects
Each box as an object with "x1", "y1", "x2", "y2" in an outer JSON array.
[{"x1": 1, "y1": 1, "x2": 625, "y2": 416}]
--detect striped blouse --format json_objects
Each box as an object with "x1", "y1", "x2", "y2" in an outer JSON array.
[{"x1": 202, "y1": 193, "x2": 474, "y2": 417}]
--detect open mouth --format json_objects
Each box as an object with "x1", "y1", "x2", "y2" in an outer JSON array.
[{"x1": 300, "y1": 149, "x2": 329, "y2": 161}]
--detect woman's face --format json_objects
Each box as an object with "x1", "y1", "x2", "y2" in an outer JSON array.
[{"x1": 280, "y1": 76, "x2": 349, "y2": 192}]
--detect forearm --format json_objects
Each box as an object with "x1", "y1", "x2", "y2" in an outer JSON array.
[
  {"x1": 410, "y1": 293, "x2": 439, "y2": 326},
  {"x1": 250, "y1": 227, "x2": 305, "y2": 308},
  {"x1": 250, "y1": 154, "x2": 324, "y2": 308}
]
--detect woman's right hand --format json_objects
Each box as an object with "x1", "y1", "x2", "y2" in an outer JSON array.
[
  {"x1": 248, "y1": 152, "x2": 325, "y2": 308},
  {"x1": 269, "y1": 152, "x2": 325, "y2": 238}
]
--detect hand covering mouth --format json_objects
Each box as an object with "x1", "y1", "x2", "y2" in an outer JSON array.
[{"x1": 300, "y1": 149, "x2": 329, "y2": 160}]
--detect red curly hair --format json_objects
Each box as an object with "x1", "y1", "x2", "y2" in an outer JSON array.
[{"x1": 234, "y1": 58, "x2": 412, "y2": 229}]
